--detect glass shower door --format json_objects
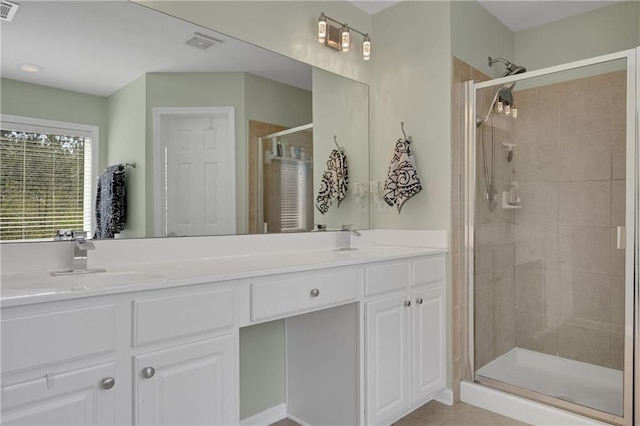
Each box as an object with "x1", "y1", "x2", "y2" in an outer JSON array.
[{"x1": 468, "y1": 51, "x2": 636, "y2": 425}]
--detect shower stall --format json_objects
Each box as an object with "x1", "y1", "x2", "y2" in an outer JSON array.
[{"x1": 463, "y1": 49, "x2": 637, "y2": 425}]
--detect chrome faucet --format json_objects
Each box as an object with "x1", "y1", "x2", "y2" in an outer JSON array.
[
  {"x1": 51, "y1": 230, "x2": 105, "y2": 276},
  {"x1": 72, "y1": 231, "x2": 94, "y2": 271},
  {"x1": 335, "y1": 225, "x2": 362, "y2": 251}
]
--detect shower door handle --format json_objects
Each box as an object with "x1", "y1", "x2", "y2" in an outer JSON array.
[{"x1": 616, "y1": 226, "x2": 626, "y2": 250}]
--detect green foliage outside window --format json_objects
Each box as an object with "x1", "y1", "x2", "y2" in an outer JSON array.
[{"x1": 0, "y1": 130, "x2": 86, "y2": 240}]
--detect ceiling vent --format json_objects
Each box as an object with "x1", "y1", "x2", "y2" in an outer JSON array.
[
  {"x1": 183, "y1": 32, "x2": 222, "y2": 51},
  {"x1": 1, "y1": 0, "x2": 18, "y2": 22}
]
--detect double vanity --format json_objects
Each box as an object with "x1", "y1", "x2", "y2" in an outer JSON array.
[{"x1": 0, "y1": 231, "x2": 450, "y2": 425}]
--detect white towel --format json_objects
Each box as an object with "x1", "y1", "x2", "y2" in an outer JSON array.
[
  {"x1": 383, "y1": 138, "x2": 422, "y2": 213},
  {"x1": 315, "y1": 149, "x2": 348, "y2": 214}
]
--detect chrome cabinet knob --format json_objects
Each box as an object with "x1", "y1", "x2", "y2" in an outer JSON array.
[
  {"x1": 142, "y1": 367, "x2": 155, "y2": 379},
  {"x1": 416, "y1": 298, "x2": 423, "y2": 305},
  {"x1": 101, "y1": 377, "x2": 115, "y2": 390},
  {"x1": 404, "y1": 300, "x2": 411, "y2": 307},
  {"x1": 310, "y1": 288, "x2": 320, "y2": 297}
]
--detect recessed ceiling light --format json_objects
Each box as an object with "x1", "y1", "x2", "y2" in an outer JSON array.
[{"x1": 18, "y1": 63, "x2": 43, "y2": 73}]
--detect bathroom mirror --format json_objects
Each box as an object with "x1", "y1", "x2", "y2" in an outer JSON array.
[{"x1": 0, "y1": 0, "x2": 369, "y2": 241}]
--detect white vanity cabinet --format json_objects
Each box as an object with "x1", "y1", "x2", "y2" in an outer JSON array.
[
  {"x1": 364, "y1": 254, "x2": 447, "y2": 425},
  {"x1": 131, "y1": 287, "x2": 236, "y2": 426},
  {"x1": 0, "y1": 301, "x2": 119, "y2": 426},
  {"x1": 133, "y1": 335, "x2": 235, "y2": 426},
  {"x1": 1, "y1": 362, "x2": 117, "y2": 425}
]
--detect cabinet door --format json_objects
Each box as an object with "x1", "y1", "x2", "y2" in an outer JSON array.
[
  {"x1": 134, "y1": 334, "x2": 235, "y2": 426},
  {"x1": 412, "y1": 286, "x2": 445, "y2": 402},
  {"x1": 365, "y1": 293, "x2": 411, "y2": 425},
  {"x1": 1, "y1": 363, "x2": 116, "y2": 425}
]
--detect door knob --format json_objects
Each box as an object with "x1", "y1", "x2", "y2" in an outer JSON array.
[
  {"x1": 142, "y1": 367, "x2": 155, "y2": 378},
  {"x1": 101, "y1": 377, "x2": 115, "y2": 390},
  {"x1": 416, "y1": 298, "x2": 423, "y2": 305},
  {"x1": 404, "y1": 300, "x2": 411, "y2": 307},
  {"x1": 310, "y1": 288, "x2": 320, "y2": 297}
]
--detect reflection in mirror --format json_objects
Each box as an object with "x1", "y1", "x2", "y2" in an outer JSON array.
[{"x1": 0, "y1": 1, "x2": 369, "y2": 242}]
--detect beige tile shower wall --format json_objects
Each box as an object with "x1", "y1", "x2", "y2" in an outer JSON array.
[{"x1": 513, "y1": 70, "x2": 626, "y2": 370}]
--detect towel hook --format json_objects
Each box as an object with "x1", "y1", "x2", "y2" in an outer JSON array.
[
  {"x1": 333, "y1": 135, "x2": 343, "y2": 151},
  {"x1": 400, "y1": 122, "x2": 412, "y2": 143}
]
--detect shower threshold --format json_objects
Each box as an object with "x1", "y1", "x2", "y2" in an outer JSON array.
[{"x1": 475, "y1": 348, "x2": 622, "y2": 417}]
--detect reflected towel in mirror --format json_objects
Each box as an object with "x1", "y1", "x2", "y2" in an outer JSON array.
[
  {"x1": 315, "y1": 149, "x2": 348, "y2": 214},
  {"x1": 94, "y1": 164, "x2": 126, "y2": 238},
  {"x1": 383, "y1": 139, "x2": 422, "y2": 213}
]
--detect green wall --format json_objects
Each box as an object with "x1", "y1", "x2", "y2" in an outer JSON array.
[
  {"x1": 451, "y1": 0, "x2": 514, "y2": 78},
  {"x1": 144, "y1": 72, "x2": 246, "y2": 234},
  {"x1": 515, "y1": 1, "x2": 640, "y2": 71},
  {"x1": 0, "y1": 78, "x2": 109, "y2": 169},
  {"x1": 107, "y1": 75, "x2": 147, "y2": 238}
]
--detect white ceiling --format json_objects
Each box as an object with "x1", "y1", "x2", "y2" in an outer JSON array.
[
  {"x1": 0, "y1": 1, "x2": 312, "y2": 97},
  {"x1": 477, "y1": 0, "x2": 624, "y2": 32},
  {"x1": 349, "y1": 0, "x2": 624, "y2": 32}
]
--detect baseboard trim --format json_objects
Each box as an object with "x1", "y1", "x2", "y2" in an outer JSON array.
[
  {"x1": 286, "y1": 413, "x2": 312, "y2": 426},
  {"x1": 434, "y1": 388, "x2": 454, "y2": 406},
  {"x1": 240, "y1": 403, "x2": 287, "y2": 426}
]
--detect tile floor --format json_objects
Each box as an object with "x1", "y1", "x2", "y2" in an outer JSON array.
[{"x1": 270, "y1": 401, "x2": 530, "y2": 426}]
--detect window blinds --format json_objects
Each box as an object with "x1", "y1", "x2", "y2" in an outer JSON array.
[
  {"x1": 280, "y1": 159, "x2": 307, "y2": 232},
  {"x1": 0, "y1": 130, "x2": 89, "y2": 241}
]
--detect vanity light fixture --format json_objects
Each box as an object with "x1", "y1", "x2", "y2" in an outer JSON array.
[
  {"x1": 317, "y1": 12, "x2": 371, "y2": 61},
  {"x1": 318, "y1": 13, "x2": 327, "y2": 43},
  {"x1": 18, "y1": 63, "x2": 43, "y2": 73}
]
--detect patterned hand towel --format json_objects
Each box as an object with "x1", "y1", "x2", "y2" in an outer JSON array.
[
  {"x1": 315, "y1": 149, "x2": 349, "y2": 214},
  {"x1": 94, "y1": 164, "x2": 126, "y2": 239},
  {"x1": 383, "y1": 138, "x2": 422, "y2": 213}
]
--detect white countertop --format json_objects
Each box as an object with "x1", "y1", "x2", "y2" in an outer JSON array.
[{"x1": 1, "y1": 245, "x2": 446, "y2": 308}]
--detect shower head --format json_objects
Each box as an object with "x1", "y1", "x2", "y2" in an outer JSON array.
[{"x1": 488, "y1": 56, "x2": 527, "y2": 77}]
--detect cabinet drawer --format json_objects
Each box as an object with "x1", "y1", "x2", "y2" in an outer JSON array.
[
  {"x1": 252, "y1": 269, "x2": 359, "y2": 321},
  {"x1": 1, "y1": 305, "x2": 115, "y2": 373},
  {"x1": 133, "y1": 288, "x2": 233, "y2": 346},
  {"x1": 413, "y1": 255, "x2": 446, "y2": 286},
  {"x1": 364, "y1": 262, "x2": 410, "y2": 296}
]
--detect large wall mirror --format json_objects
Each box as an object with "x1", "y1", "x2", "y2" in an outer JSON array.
[{"x1": 0, "y1": 0, "x2": 369, "y2": 242}]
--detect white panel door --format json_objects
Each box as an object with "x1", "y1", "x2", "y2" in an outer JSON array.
[
  {"x1": 165, "y1": 114, "x2": 234, "y2": 236},
  {"x1": 412, "y1": 286, "x2": 445, "y2": 402},
  {"x1": 365, "y1": 293, "x2": 411, "y2": 425},
  {"x1": 134, "y1": 335, "x2": 235, "y2": 426},
  {"x1": 1, "y1": 363, "x2": 116, "y2": 425}
]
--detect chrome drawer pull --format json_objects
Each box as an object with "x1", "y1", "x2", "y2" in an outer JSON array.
[
  {"x1": 310, "y1": 288, "x2": 320, "y2": 297},
  {"x1": 404, "y1": 300, "x2": 411, "y2": 307},
  {"x1": 101, "y1": 377, "x2": 115, "y2": 390},
  {"x1": 142, "y1": 367, "x2": 155, "y2": 379},
  {"x1": 416, "y1": 298, "x2": 423, "y2": 305}
]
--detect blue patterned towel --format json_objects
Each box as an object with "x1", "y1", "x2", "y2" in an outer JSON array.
[
  {"x1": 383, "y1": 138, "x2": 422, "y2": 213},
  {"x1": 94, "y1": 164, "x2": 126, "y2": 238}
]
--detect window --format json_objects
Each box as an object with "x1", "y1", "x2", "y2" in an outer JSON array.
[
  {"x1": 280, "y1": 159, "x2": 308, "y2": 232},
  {"x1": 0, "y1": 115, "x2": 98, "y2": 241}
]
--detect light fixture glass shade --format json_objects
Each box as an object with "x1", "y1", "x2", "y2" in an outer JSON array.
[
  {"x1": 497, "y1": 101, "x2": 503, "y2": 113},
  {"x1": 341, "y1": 25, "x2": 350, "y2": 52},
  {"x1": 512, "y1": 108, "x2": 518, "y2": 118},
  {"x1": 318, "y1": 14, "x2": 327, "y2": 43},
  {"x1": 363, "y1": 34, "x2": 371, "y2": 61},
  {"x1": 505, "y1": 104, "x2": 511, "y2": 115}
]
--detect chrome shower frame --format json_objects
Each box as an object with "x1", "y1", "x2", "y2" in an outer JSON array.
[{"x1": 463, "y1": 49, "x2": 638, "y2": 425}]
